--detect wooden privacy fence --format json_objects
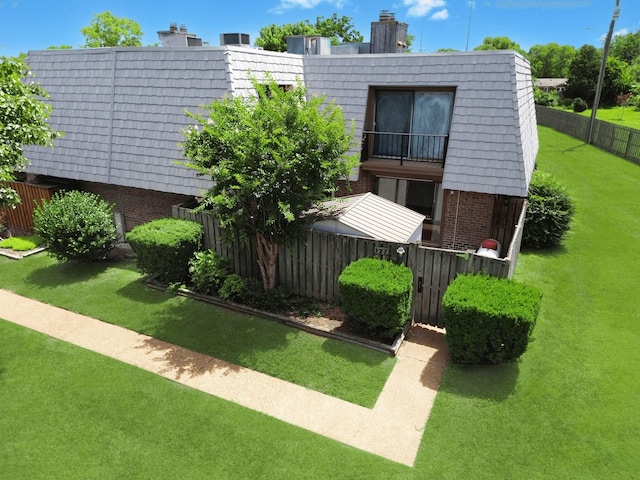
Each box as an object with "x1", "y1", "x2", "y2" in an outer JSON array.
[
  {"x1": 536, "y1": 106, "x2": 640, "y2": 165},
  {"x1": 173, "y1": 204, "x2": 524, "y2": 327},
  {"x1": 0, "y1": 181, "x2": 58, "y2": 234}
]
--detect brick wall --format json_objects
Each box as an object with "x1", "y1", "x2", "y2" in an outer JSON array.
[
  {"x1": 80, "y1": 182, "x2": 191, "y2": 232},
  {"x1": 441, "y1": 190, "x2": 495, "y2": 251},
  {"x1": 336, "y1": 170, "x2": 372, "y2": 197}
]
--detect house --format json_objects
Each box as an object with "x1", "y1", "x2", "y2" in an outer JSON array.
[
  {"x1": 20, "y1": 12, "x2": 537, "y2": 254},
  {"x1": 534, "y1": 78, "x2": 568, "y2": 93}
]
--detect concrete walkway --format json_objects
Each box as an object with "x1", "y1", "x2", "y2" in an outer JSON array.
[{"x1": 0, "y1": 289, "x2": 448, "y2": 467}]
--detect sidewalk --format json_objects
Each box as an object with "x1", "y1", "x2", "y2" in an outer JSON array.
[{"x1": 0, "y1": 288, "x2": 448, "y2": 467}]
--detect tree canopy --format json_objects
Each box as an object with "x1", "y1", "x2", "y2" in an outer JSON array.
[
  {"x1": 528, "y1": 43, "x2": 576, "y2": 78},
  {"x1": 0, "y1": 56, "x2": 61, "y2": 209},
  {"x1": 255, "y1": 14, "x2": 363, "y2": 52},
  {"x1": 474, "y1": 36, "x2": 527, "y2": 57},
  {"x1": 80, "y1": 11, "x2": 143, "y2": 48},
  {"x1": 565, "y1": 44, "x2": 601, "y2": 105},
  {"x1": 181, "y1": 76, "x2": 358, "y2": 289}
]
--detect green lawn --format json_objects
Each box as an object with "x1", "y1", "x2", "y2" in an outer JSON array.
[
  {"x1": 0, "y1": 255, "x2": 395, "y2": 408},
  {"x1": 567, "y1": 105, "x2": 640, "y2": 129},
  {"x1": 1, "y1": 125, "x2": 639, "y2": 478}
]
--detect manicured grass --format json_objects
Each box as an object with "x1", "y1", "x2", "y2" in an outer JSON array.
[
  {"x1": 563, "y1": 105, "x2": 640, "y2": 129},
  {"x1": 2, "y1": 126, "x2": 639, "y2": 477},
  {"x1": 0, "y1": 255, "x2": 395, "y2": 408},
  {"x1": 414, "y1": 126, "x2": 640, "y2": 478},
  {"x1": 0, "y1": 320, "x2": 408, "y2": 479}
]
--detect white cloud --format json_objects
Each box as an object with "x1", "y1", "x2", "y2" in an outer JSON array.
[
  {"x1": 431, "y1": 9, "x2": 449, "y2": 20},
  {"x1": 404, "y1": 0, "x2": 447, "y2": 18},
  {"x1": 270, "y1": 0, "x2": 345, "y2": 14},
  {"x1": 613, "y1": 28, "x2": 629, "y2": 37}
]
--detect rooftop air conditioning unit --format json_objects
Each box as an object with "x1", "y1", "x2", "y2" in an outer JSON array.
[{"x1": 220, "y1": 33, "x2": 250, "y2": 47}]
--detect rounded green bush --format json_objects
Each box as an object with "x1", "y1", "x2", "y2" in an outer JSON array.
[
  {"x1": 126, "y1": 218, "x2": 203, "y2": 284},
  {"x1": 523, "y1": 170, "x2": 575, "y2": 249},
  {"x1": 572, "y1": 97, "x2": 588, "y2": 112},
  {"x1": 442, "y1": 273, "x2": 541, "y2": 364},
  {"x1": 33, "y1": 190, "x2": 117, "y2": 262},
  {"x1": 339, "y1": 258, "x2": 413, "y2": 339}
]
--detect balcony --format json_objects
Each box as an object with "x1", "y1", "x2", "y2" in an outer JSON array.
[{"x1": 362, "y1": 131, "x2": 448, "y2": 165}]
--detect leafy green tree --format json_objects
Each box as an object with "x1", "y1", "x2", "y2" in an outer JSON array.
[
  {"x1": 528, "y1": 43, "x2": 576, "y2": 78},
  {"x1": 181, "y1": 76, "x2": 358, "y2": 289},
  {"x1": 255, "y1": 21, "x2": 316, "y2": 52},
  {"x1": 80, "y1": 11, "x2": 143, "y2": 48},
  {"x1": 0, "y1": 56, "x2": 61, "y2": 209},
  {"x1": 255, "y1": 14, "x2": 363, "y2": 52},
  {"x1": 314, "y1": 14, "x2": 363, "y2": 45},
  {"x1": 610, "y1": 29, "x2": 640, "y2": 65},
  {"x1": 473, "y1": 36, "x2": 527, "y2": 57},
  {"x1": 565, "y1": 44, "x2": 600, "y2": 103},
  {"x1": 601, "y1": 56, "x2": 634, "y2": 106},
  {"x1": 46, "y1": 45, "x2": 73, "y2": 50}
]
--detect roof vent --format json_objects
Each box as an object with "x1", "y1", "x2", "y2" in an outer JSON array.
[
  {"x1": 379, "y1": 10, "x2": 395, "y2": 21},
  {"x1": 179, "y1": 24, "x2": 188, "y2": 33},
  {"x1": 169, "y1": 22, "x2": 178, "y2": 32},
  {"x1": 220, "y1": 33, "x2": 251, "y2": 47}
]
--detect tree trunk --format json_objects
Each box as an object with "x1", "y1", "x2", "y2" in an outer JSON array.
[{"x1": 255, "y1": 232, "x2": 279, "y2": 289}]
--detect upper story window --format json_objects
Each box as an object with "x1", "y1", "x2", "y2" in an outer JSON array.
[{"x1": 364, "y1": 87, "x2": 455, "y2": 163}]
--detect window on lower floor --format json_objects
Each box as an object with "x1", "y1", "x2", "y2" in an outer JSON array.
[{"x1": 373, "y1": 177, "x2": 443, "y2": 244}]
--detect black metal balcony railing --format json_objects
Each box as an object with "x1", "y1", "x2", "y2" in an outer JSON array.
[{"x1": 362, "y1": 131, "x2": 448, "y2": 165}]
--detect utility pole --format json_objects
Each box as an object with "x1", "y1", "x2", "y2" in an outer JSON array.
[{"x1": 587, "y1": 0, "x2": 621, "y2": 144}]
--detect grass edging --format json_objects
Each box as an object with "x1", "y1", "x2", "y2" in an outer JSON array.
[{"x1": 146, "y1": 280, "x2": 408, "y2": 356}]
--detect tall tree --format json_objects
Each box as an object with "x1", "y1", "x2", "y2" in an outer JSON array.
[
  {"x1": 0, "y1": 56, "x2": 61, "y2": 209},
  {"x1": 181, "y1": 77, "x2": 358, "y2": 289},
  {"x1": 255, "y1": 21, "x2": 316, "y2": 52},
  {"x1": 564, "y1": 44, "x2": 601, "y2": 103},
  {"x1": 255, "y1": 14, "x2": 363, "y2": 52},
  {"x1": 80, "y1": 11, "x2": 143, "y2": 48},
  {"x1": 474, "y1": 36, "x2": 527, "y2": 57},
  {"x1": 314, "y1": 14, "x2": 364, "y2": 45},
  {"x1": 609, "y1": 29, "x2": 640, "y2": 65},
  {"x1": 528, "y1": 43, "x2": 576, "y2": 78}
]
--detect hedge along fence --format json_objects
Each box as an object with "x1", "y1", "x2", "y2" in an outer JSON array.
[
  {"x1": 536, "y1": 105, "x2": 640, "y2": 166},
  {"x1": 172, "y1": 204, "x2": 523, "y2": 327}
]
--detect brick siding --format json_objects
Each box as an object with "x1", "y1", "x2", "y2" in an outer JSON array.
[
  {"x1": 440, "y1": 190, "x2": 495, "y2": 251},
  {"x1": 79, "y1": 182, "x2": 191, "y2": 232}
]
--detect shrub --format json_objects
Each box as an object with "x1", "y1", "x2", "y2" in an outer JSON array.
[
  {"x1": 126, "y1": 218, "x2": 203, "y2": 284},
  {"x1": 572, "y1": 97, "x2": 587, "y2": 112},
  {"x1": 188, "y1": 249, "x2": 229, "y2": 295},
  {"x1": 338, "y1": 258, "x2": 413, "y2": 339},
  {"x1": 0, "y1": 235, "x2": 43, "y2": 251},
  {"x1": 33, "y1": 190, "x2": 117, "y2": 262},
  {"x1": 523, "y1": 170, "x2": 575, "y2": 249},
  {"x1": 442, "y1": 273, "x2": 542, "y2": 364},
  {"x1": 218, "y1": 274, "x2": 246, "y2": 302}
]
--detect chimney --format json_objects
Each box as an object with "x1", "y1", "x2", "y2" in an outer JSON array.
[
  {"x1": 370, "y1": 10, "x2": 408, "y2": 54},
  {"x1": 157, "y1": 23, "x2": 203, "y2": 47}
]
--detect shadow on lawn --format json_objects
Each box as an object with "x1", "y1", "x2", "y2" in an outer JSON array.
[
  {"x1": 136, "y1": 336, "x2": 243, "y2": 380},
  {"x1": 440, "y1": 362, "x2": 520, "y2": 401},
  {"x1": 137, "y1": 298, "x2": 292, "y2": 367},
  {"x1": 116, "y1": 279, "x2": 171, "y2": 305},
  {"x1": 25, "y1": 260, "x2": 109, "y2": 287}
]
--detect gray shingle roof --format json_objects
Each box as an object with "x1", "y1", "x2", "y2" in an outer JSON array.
[
  {"x1": 302, "y1": 50, "x2": 538, "y2": 197},
  {"x1": 24, "y1": 47, "x2": 536, "y2": 198}
]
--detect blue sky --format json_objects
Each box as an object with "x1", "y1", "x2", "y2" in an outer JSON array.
[{"x1": 0, "y1": 0, "x2": 637, "y2": 57}]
